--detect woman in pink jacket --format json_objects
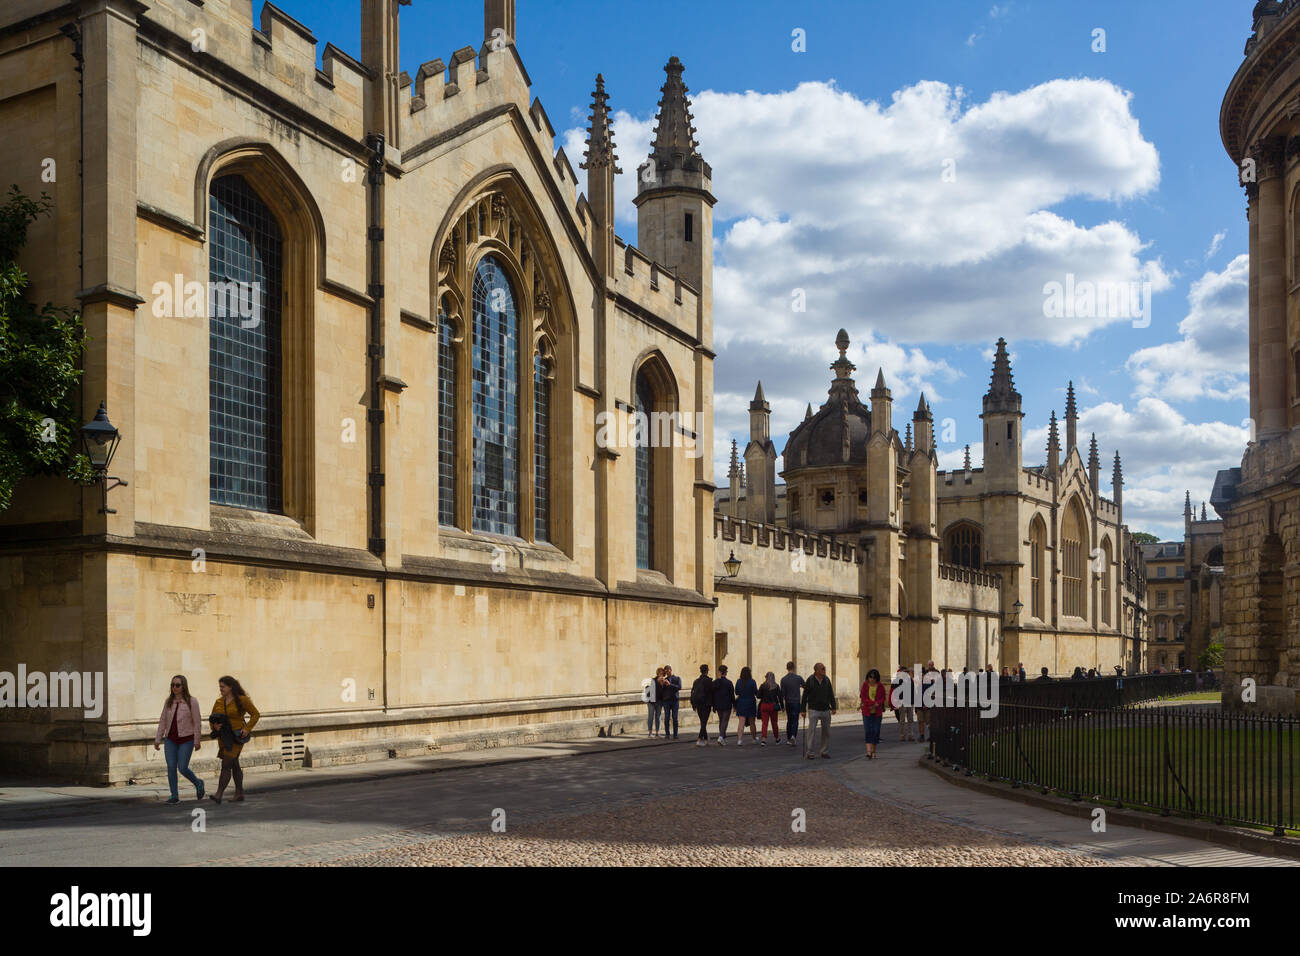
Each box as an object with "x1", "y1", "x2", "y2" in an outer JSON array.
[{"x1": 154, "y1": 674, "x2": 204, "y2": 803}]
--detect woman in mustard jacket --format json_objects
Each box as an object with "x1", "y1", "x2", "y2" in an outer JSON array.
[{"x1": 209, "y1": 675, "x2": 259, "y2": 803}]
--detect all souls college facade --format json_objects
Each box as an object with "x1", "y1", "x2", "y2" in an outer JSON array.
[{"x1": 1, "y1": 0, "x2": 1163, "y2": 783}]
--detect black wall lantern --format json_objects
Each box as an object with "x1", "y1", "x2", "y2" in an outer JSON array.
[
  {"x1": 80, "y1": 401, "x2": 128, "y2": 514},
  {"x1": 715, "y1": 550, "x2": 742, "y2": 585},
  {"x1": 1003, "y1": 599, "x2": 1023, "y2": 627}
]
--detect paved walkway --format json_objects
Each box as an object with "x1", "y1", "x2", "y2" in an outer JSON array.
[
  {"x1": 831, "y1": 727, "x2": 1293, "y2": 866},
  {"x1": 1, "y1": 714, "x2": 1292, "y2": 866}
]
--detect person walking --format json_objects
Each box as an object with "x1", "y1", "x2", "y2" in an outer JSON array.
[
  {"x1": 712, "y1": 665, "x2": 736, "y2": 746},
  {"x1": 208, "y1": 676, "x2": 259, "y2": 803},
  {"x1": 780, "y1": 661, "x2": 805, "y2": 747},
  {"x1": 860, "y1": 668, "x2": 888, "y2": 760},
  {"x1": 757, "y1": 672, "x2": 783, "y2": 745},
  {"x1": 691, "y1": 664, "x2": 714, "y2": 746},
  {"x1": 1017, "y1": 662, "x2": 1027, "y2": 682},
  {"x1": 661, "y1": 665, "x2": 681, "y2": 740},
  {"x1": 1035, "y1": 666, "x2": 1052, "y2": 682},
  {"x1": 801, "y1": 662, "x2": 836, "y2": 759},
  {"x1": 734, "y1": 667, "x2": 759, "y2": 746},
  {"x1": 154, "y1": 674, "x2": 204, "y2": 804}
]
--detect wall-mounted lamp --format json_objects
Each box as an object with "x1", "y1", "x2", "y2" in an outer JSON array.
[{"x1": 80, "y1": 402, "x2": 128, "y2": 514}]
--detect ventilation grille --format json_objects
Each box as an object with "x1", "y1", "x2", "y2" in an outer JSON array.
[{"x1": 280, "y1": 732, "x2": 306, "y2": 769}]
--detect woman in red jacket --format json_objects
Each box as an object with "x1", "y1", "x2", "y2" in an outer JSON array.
[{"x1": 860, "y1": 668, "x2": 887, "y2": 760}]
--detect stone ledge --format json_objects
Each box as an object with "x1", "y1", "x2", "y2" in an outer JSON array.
[{"x1": 921, "y1": 756, "x2": 1300, "y2": 861}]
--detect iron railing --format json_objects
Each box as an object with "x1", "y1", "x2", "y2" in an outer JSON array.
[{"x1": 930, "y1": 700, "x2": 1298, "y2": 834}]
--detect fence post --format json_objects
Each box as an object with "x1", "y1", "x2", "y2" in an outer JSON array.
[{"x1": 1276, "y1": 712, "x2": 1286, "y2": 838}]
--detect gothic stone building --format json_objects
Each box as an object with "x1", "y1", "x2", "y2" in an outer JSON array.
[
  {"x1": 1213, "y1": 0, "x2": 1300, "y2": 713},
  {"x1": 0, "y1": 0, "x2": 718, "y2": 780},
  {"x1": 720, "y1": 333, "x2": 1149, "y2": 678}
]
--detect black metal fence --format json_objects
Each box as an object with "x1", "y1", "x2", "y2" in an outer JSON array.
[
  {"x1": 931, "y1": 701, "x2": 1299, "y2": 834},
  {"x1": 997, "y1": 672, "x2": 1204, "y2": 709}
]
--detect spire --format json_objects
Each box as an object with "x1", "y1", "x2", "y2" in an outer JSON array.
[
  {"x1": 1065, "y1": 381, "x2": 1078, "y2": 453},
  {"x1": 581, "y1": 74, "x2": 621, "y2": 173},
  {"x1": 875, "y1": 368, "x2": 887, "y2": 391},
  {"x1": 871, "y1": 367, "x2": 892, "y2": 436},
  {"x1": 1201, "y1": 502, "x2": 1208, "y2": 522},
  {"x1": 1088, "y1": 433, "x2": 1100, "y2": 491},
  {"x1": 648, "y1": 56, "x2": 705, "y2": 174},
  {"x1": 982, "y1": 337, "x2": 1022, "y2": 415},
  {"x1": 905, "y1": 422, "x2": 913, "y2": 453},
  {"x1": 963, "y1": 444, "x2": 972, "y2": 470},
  {"x1": 1047, "y1": 410, "x2": 1060, "y2": 479},
  {"x1": 728, "y1": 439, "x2": 739, "y2": 477},
  {"x1": 750, "y1": 380, "x2": 768, "y2": 410},
  {"x1": 1112, "y1": 450, "x2": 1123, "y2": 510},
  {"x1": 749, "y1": 380, "x2": 771, "y2": 442},
  {"x1": 1184, "y1": 490, "x2": 1192, "y2": 517},
  {"x1": 914, "y1": 392, "x2": 932, "y2": 420},
  {"x1": 804, "y1": 403, "x2": 813, "y2": 421}
]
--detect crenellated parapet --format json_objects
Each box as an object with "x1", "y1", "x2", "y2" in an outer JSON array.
[
  {"x1": 714, "y1": 515, "x2": 860, "y2": 565},
  {"x1": 612, "y1": 236, "x2": 701, "y2": 338}
]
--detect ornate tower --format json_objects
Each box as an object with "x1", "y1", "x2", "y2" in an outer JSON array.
[
  {"x1": 980, "y1": 338, "x2": 1023, "y2": 491},
  {"x1": 744, "y1": 381, "x2": 777, "y2": 524},
  {"x1": 905, "y1": 393, "x2": 940, "y2": 669},
  {"x1": 634, "y1": 57, "x2": 715, "y2": 320}
]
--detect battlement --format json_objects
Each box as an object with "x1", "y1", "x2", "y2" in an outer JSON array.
[
  {"x1": 714, "y1": 514, "x2": 859, "y2": 565},
  {"x1": 613, "y1": 236, "x2": 701, "y2": 334},
  {"x1": 135, "y1": 1, "x2": 368, "y2": 140},
  {"x1": 938, "y1": 562, "x2": 1002, "y2": 591},
  {"x1": 398, "y1": 42, "x2": 581, "y2": 221}
]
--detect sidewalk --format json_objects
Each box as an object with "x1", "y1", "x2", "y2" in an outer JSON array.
[
  {"x1": 832, "y1": 731, "x2": 1295, "y2": 866},
  {"x1": 0, "y1": 712, "x2": 863, "y2": 818}
]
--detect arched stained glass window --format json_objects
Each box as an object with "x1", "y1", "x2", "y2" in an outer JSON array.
[
  {"x1": 534, "y1": 353, "x2": 551, "y2": 542},
  {"x1": 471, "y1": 256, "x2": 519, "y2": 535},
  {"x1": 635, "y1": 369, "x2": 656, "y2": 570},
  {"x1": 438, "y1": 313, "x2": 458, "y2": 527},
  {"x1": 208, "y1": 173, "x2": 283, "y2": 513}
]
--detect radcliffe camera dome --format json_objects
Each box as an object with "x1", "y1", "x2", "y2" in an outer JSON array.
[{"x1": 782, "y1": 329, "x2": 872, "y2": 469}]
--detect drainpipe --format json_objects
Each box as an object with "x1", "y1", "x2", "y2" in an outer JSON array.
[
  {"x1": 59, "y1": 20, "x2": 84, "y2": 289},
  {"x1": 365, "y1": 133, "x2": 385, "y2": 557}
]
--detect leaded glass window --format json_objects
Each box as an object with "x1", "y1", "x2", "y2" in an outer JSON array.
[
  {"x1": 945, "y1": 524, "x2": 982, "y2": 570},
  {"x1": 438, "y1": 314, "x2": 458, "y2": 527},
  {"x1": 208, "y1": 174, "x2": 283, "y2": 512},
  {"x1": 635, "y1": 371, "x2": 655, "y2": 570},
  {"x1": 471, "y1": 256, "x2": 518, "y2": 535},
  {"x1": 534, "y1": 354, "x2": 550, "y2": 542}
]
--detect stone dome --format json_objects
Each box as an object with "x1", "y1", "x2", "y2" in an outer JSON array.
[{"x1": 782, "y1": 329, "x2": 871, "y2": 470}]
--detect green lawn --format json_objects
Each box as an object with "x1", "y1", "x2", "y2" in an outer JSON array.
[{"x1": 961, "y1": 719, "x2": 1299, "y2": 830}]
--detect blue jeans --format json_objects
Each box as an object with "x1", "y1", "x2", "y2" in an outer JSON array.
[
  {"x1": 862, "y1": 714, "x2": 883, "y2": 745},
  {"x1": 661, "y1": 700, "x2": 679, "y2": 737},
  {"x1": 164, "y1": 738, "x2": 202, "y2": 799},
  {"x1": 785, "y1": 702, "x2": 801, "y2": 740}
]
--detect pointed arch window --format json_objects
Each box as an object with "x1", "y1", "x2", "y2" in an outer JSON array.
[
  {"x1": 471, "y1": 255, "x2": 519, "y2": 536},
  {"x1": 1062, "y1": 499, "x2": 1086, "y2": 618},
  {"x1": 438, "y1": 311, "x2": 458, "y2": 527},
  {"x1": 208, "y1": 173, "x2": 284, "y2": 513},
  {"x1": 1100, "y1": 537, "x2": 1113, "y2": 625},
  {"x1": 635, "y1": 369, "x2": 657, "y2": 570},
  {"x1": 944, "y1": 523, "x2": 982, "y2": 570},
  {"x1": 533, "y1": 352, "x2": 551, "y2": 542},
  {"x1": 1029, "y1": 515, "x2": 1046, "y2": 620}
]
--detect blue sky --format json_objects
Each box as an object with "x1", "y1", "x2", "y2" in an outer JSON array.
[{"x1": 274, "y1": 0, "x2": 1257, "y2": 540}]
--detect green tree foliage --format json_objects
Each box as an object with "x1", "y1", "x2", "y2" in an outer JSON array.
[
  {"x1": 1130, "y1": 531, "x2": 1159, "y2": 545},
  {"x1": 1197, "y1": 641, "x2": 1224, "y2": 671},
  {"x1": 0, "y1": 185, "x2": 90, "y2": 512}
]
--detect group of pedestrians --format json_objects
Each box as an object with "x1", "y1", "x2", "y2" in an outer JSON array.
[
  {"x1": 642, "y1": 666, "x2": 682, "y2": 738},
  {"x1": 678, "y1": 660, "x2": 838, "y2": 757},
  {"x1": 153, "y1": 673, "x2": 259, "y2": 805}
]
